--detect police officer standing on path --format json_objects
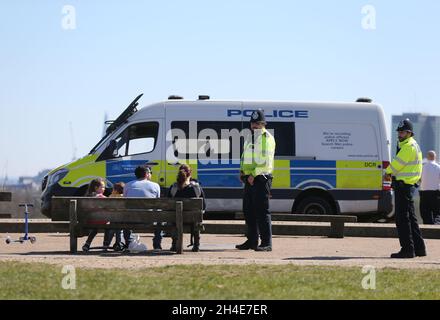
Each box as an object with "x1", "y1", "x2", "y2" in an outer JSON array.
[
  {"x1": 236, "y1": 109, "x2": 276, "y2": 252},
  {"x1": 419, "y1": 151, "x2": 440, "y2": 225},
  {"x1": 385, "y1": 119, "x2": 427, "y2": 258}
]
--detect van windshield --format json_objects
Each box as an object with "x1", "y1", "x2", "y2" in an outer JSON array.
[{"x1": 89, "y1": 134, "x2": 110, "y2": 155}]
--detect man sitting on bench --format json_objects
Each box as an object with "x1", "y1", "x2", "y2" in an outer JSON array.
[{"x1": 124, "y1": 165, "x2": 162, "y2": 250}]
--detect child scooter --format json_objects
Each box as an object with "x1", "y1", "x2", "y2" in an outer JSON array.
[{"x1": 5, "y1": 204, "x2": 36, "y2": 244}]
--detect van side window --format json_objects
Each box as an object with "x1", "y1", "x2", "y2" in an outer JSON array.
[
  {"x1": 265, "y1": 122, "x2": 296, "y2": 157},
  {"x1": 171, "y1": 121, "x2": 294, "y2": 159},
  {"x1": 99, "y1": 122, "x2": 159, "y2": 160},
  {"x1": 171, "y1": 121, "x2": 243, "y2": 162},
  {"x1": 197, "y1": 121, "x2": 243, "y2": 161},
  {"x1": 126, "y1": 122, "x2": 159, "y2": 156},
  {"x1": 171, "y1": 121, "x2": 189, "y2": 160}
]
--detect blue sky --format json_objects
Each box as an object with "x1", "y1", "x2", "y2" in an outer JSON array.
[{"x1": 1, "y1": 1, "x2": 439, "y2": 178}]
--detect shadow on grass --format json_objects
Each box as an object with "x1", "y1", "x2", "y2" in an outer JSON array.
[
  {"x1": 18, "y1": 250, "x2": 179, "y2": 257},
  {"x1": 283, "y1": 256, "x2": 389, "y2": 261},
  {"x1": 17, "y1": 248, "x2": 234, "y2": 257}
]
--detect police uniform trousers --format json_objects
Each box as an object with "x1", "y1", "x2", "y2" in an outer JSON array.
[
  {"x1": 243, "y1": 175, "x2": 273, "y2": 246},
  {"x1": 419, "y1": 190, "x2": 440, "y2": 225},
  {"x1": 394, "y1": 181, "x2": 426, "y2": 253}
]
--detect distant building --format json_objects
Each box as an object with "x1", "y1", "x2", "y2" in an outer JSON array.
[
  {"x1": 17, "y1": 177, "x2": 39, "y2": 190},
  {"x1": 11, "y1": 169, "x2": 51, "y2": 191},
  {"x1": 391, "y1": 113, "x2": 440, "y2": 158}
]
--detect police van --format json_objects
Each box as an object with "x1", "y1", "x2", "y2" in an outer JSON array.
[{"x1": 41, "y1": 94, "x2": 393, "y2": 217}]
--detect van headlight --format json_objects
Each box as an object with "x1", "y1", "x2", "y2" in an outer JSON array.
[{"x1": 48, "y1": 169, "x2": 69, "y2": 187}]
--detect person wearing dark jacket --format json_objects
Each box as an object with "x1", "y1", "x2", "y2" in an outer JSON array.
[{"x1": 167, "y1": 164, "x2": 206, "y2": 252}]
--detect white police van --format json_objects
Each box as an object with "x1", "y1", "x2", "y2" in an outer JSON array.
[{"x1": 41, "y1": 94, "x2": 392, "y2": 217}]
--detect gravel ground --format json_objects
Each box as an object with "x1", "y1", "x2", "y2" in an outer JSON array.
[{"x1": 0, "y1": 233, "x2": 439, "y2": 270}]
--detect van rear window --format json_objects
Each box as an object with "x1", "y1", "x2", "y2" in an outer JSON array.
[
  {"x1": 265, "y1": 122, "x2": 296, "y2": 157},
  {"x1": 171, "y1": 121, "x2": 296, "y2": 159}
]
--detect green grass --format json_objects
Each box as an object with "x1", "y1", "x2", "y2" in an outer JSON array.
[{"x1": 0, "y1": 261, "x2": 439, "y2": 299}]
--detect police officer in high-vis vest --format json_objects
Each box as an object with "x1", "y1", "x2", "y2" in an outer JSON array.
[
  {"x1": 385, "y1": 119, "x2": 427, "y2": 258},
  {"x1": 236, "y1": 109, "x2": 276, "y2": 252}
]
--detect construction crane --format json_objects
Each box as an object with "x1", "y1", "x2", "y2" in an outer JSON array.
[
  {"x1": 69, "y1": 122, "x2": 77, "y2": 161},
  {"x1": 1, "y1": 160, "x2": 7, "y2": 190}
]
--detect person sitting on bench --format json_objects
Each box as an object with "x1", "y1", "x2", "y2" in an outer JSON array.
[
  {"x1": 167, "y1": 164, "x2": 206, "y2": 252},
  {"x1": 124, "y1": 166, "x2": 162, "y2": 250},
  {"x1": 81, "y1": 178, "x2": 113, "y2": 252}
]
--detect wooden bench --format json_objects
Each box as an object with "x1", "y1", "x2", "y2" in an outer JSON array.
[
  {"x1": 0, "y1": 192, "x2": 12, "y2": 219},
  {"x1": 235, "y1": 213, "x2": 357, "y2": 238},
  {"x1": 51, "y1": 197, "x2": 204, "y2": 254}
]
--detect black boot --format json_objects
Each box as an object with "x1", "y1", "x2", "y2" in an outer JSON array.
[
  {"x1": 82, "y1": 243, "x2": 90, "y2": 252},
  {"x1": 192, "y1": 232, "x2": 200, "y2": 252},
  {"x1": 235, "y1": 240, "x2": 257, "y2": 250},
  {"x1": 255, "y1": 244, "x2": 272, "y2": 252},
  {"x1": 390, "y1": 250, "x2": 415, "y2": 259}
]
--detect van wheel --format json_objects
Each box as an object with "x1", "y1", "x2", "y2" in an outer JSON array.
[{"x1": 296, "y1": 197, "x2": 333, "y2": 215}]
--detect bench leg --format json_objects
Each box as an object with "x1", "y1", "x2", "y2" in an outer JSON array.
[
  {"x1": 70, "y1": 233, "x2": 78, "y2": 253},
  {"x1": 175, "y1": 201, "x2": 183, "y2": 254},
  {"x1": 69, "y1": 200, "x2": 78, "y2": 254},
  {"x1": 329, "y1": 221, "x2": 345, "y2": 238}
]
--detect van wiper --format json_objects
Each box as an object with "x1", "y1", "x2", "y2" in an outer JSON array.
[{"x1": 89, "y1": 93, "x2": 143, "y2": 154}]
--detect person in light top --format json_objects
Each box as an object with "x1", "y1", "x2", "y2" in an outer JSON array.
[
  {"x1": 124, "y1": 166, "x2": 162, "y2": 250},
  {"x1": 420, "y1": 151, "x2": 440, "y2": 225}
]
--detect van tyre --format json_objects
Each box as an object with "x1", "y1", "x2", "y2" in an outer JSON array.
[{"x1": 296, "y1": 197, "x2": 333, "y2": 215}]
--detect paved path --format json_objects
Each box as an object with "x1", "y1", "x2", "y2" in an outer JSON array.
[{"x1": 1, "y1": 233, "x2": 439, "y2": 270}]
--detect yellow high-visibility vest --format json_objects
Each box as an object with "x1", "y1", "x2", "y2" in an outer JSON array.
[
  {"x1": 240, "y1": 128, "x2": 276, "y2": 177},
  {"x1": 386, "y1": 137, "x2": 422, "y2": 185}
]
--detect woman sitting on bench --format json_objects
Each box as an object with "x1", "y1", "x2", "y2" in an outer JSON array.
[
  {"x1": 81, "y1": 178, "x2": 112, "y2": 252},
  {"x1": 167, "y1": 164, "x2": 206, "y2": 252}
]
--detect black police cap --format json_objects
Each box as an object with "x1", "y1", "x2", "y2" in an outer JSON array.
[
  {"x1": 250, "y1": 109, "x2": 266, "y2": 124},
  {"x1": 396, "y1": 119, "x2": 413, "y2": 133}
]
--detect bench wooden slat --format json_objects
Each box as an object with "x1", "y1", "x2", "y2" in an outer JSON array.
[
  {"x1": 78, "y1": 211, "x2": 202, "y2": 224},
  {"x1": 79, "y1": 224, "x2": 195, "y2": 233},
  {"x1": 52, "y1": 197, "x2": 203, "y2": 221},
  {"x1": 77, "y1": 208, "x2": 203, "y2": 215},
  {"x1": 0, "y1": 192, "x2": 11, "y2": 202},
  {"x1": 55, "y1": 197, "x2": 203, "y2": 210},
  {"x1": 0, "y1": 214, "x2": 12, "y2": 219}
]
